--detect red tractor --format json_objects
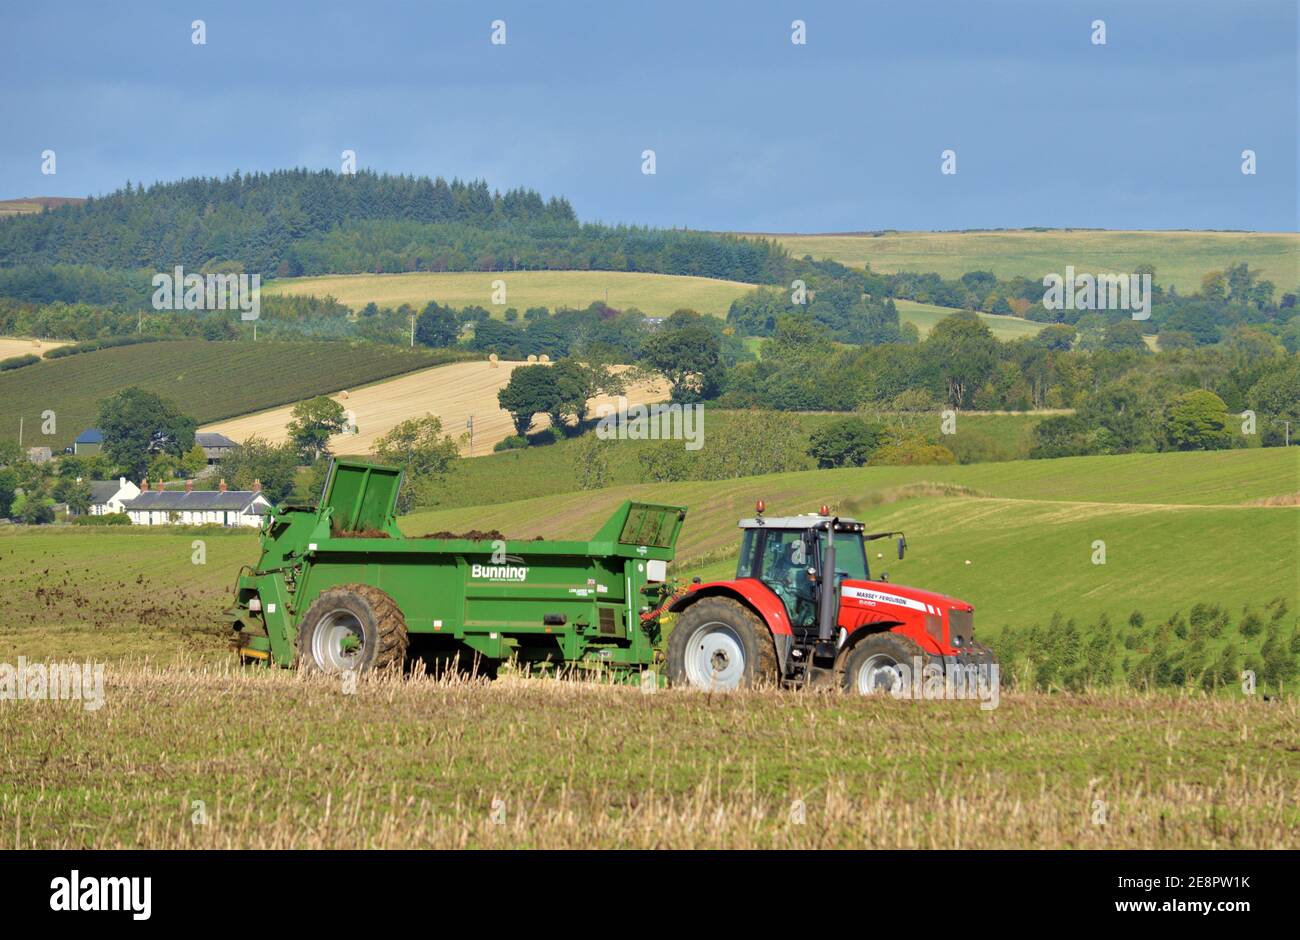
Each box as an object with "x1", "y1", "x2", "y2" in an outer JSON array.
[{"x1": 664, "y1": 503, "x2": 996, "y2": 693}]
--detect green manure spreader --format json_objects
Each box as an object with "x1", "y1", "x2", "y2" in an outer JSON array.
[{"x1": 225, "y1": 459, "x2": 685, "y2": 679}]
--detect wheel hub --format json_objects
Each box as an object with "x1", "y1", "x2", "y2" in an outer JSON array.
[
  {"x1": 312, "y1": 610, "x2": 365, "y2": 673},
  {"x1": 856, "y1": 653, "x2": 902, "y2": 695},
  {"x1": 684, "y1": 621, "x2": 746, "y2": 690}
]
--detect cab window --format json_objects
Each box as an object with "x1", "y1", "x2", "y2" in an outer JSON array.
[
  {"x1": 821, "y1": 530, "x2": 869, "y2": 583},
  {"x1": 736, "y1": 529, "x2": 760, "y2": 579}
]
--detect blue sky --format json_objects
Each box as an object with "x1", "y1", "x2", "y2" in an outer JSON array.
[{"x1": 1, "y1": 0, "x2": 1295, "y2": 232}]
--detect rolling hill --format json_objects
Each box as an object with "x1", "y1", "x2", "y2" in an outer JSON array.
[
  {"x1": 893, "y1": 299, "x2": 1045, "y2": 340},
  {"x1": 422, "y1": 409, "x2": 1057, "y2": 509},
  {"x1": 264, "y1": 270, "x2": 757, "y2": 318},
  {"x1": 267, "y1": 269, "x2": 1052, "y2": 341},
  {"x1": 403, "y1": 448, "x2": 1300, "y2": 638},
  {"x1": 755, "y1": 229, "x2": 1300, "y2": 294},
  {"x1": 0, "y1": 340, "x2": 463, "y2": 449}
]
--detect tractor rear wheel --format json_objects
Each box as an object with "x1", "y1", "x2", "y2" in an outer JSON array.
[
  {"x1": 840, "y1": 631, "x2": 928, "y2": 696},
  {"x1": 666, "y1": 597, "x2": 778, "y2": 691},
  {"x1": 297, "y1": 584, "x2": 409, "y2": 675}
]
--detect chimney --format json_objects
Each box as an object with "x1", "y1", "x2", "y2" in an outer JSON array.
[
  {"x1": 184, "y1": 479, "x2": 194, "y2": 493},
  {"x1": 219, "y1": 478, "x2": 227, "y2": 493},
  {"x1": 252, "y1": 478, "x2": 262, "y2": 494},
  {"x1": 140, "y1": 479, "x2": 149, "y2": 492},
  {"x1": 119, "y1": 477, "x2": 126, "y2": 488}
]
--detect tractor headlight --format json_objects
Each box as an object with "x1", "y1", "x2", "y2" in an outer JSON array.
[{"x1": 951, "y1": 634, "x2": 963, "y2": 647}]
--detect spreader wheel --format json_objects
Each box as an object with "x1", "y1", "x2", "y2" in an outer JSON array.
[
  {"x1": 297, "y1": 584, "x2": 409, "y2": 675},
  {"x1": 666, "y1": 597, "x2": 778, "y2": 691}
]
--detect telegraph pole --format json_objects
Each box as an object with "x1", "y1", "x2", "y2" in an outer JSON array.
[
  {"x1": 410, "y1": 314, "x2": 415, "y2": 348},
  {"x1": 466, "y1": 415, "x2": 474, "y2": 455}
]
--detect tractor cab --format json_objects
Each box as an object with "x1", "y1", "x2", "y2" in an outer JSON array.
[
  {"x1": 737, "y1": 513, "x2": 873, "y2": 632},
  {"x1": 736, "y1": 502, "x2": 906, "y2": 639}
]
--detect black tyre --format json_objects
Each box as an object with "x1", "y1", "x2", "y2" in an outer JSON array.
[
  {"x1": 839, "y1": 631, "x2": 930, "y2": 696},
  {"x1": 297, "y1": 584, "x2": 409, "y2": 674},
  {"x1": 666, "y1": 597, "x2": 778, "y2": 691}
]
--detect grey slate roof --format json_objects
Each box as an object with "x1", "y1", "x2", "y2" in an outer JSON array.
[
  {"x1": 88, "y1": 481, "x2": 125, "y2": 505},
  {"x1": 124, "y1": 491, "x2": 269, "y2": 514},
  {"x1": 195, "y1": 432, "x2": 237, "y2": 448},
  {"x1": 75, "y1": 428, "x2": 104, "y2": 444}
]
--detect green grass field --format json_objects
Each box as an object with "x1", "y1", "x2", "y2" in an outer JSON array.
[
  {"x1": 3, "y1": 447, "x2": 1290, "y2": 661},
  {"x1": 760, "y1": 230, "x2": 1300, "y2": 294},
  {"x1": 265, "y1": 270, "x2": 757, "y2": 318},
  {"x1": 894, "y1": 299, "x2": 1046, "y2": 340},
  {"x1": 0, "y1": 340, "x2": 462, "y2": 449},
  {"x1": 406, "y1": 448, "x2": 1300, "y2": 639},
  {"x1": 1, "y1": 447, "x2": 1294, "y2": 849},
  {"x1": 421, "y1": 409, "x2": 1054, "y2": 510}
]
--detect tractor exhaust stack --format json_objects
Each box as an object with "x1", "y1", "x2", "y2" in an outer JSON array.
[{"x1": 816, "y1": 521, "x2": 838, "y2": 659}]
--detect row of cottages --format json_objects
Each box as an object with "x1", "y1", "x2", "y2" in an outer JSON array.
[{"x1": 123, "y1": 479, "x2": 272, "y2": 527}]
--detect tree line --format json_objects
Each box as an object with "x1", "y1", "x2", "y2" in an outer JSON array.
[{"x1": 0, "y1": 169, "x2": 794, "y2": 293}]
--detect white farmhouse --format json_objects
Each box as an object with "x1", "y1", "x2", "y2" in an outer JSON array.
[
  {"x1": 86, "y1": 478, "x2": 141, "y2": 516},
  {"x1": 123, "y1": 479, "x2": 272, "y2": 527}
]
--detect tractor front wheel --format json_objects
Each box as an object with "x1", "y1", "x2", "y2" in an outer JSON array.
[
  {"x1": 666, "y1": 597, "x2": 777, "y2": 691},
  {"x1": 297, "y1": 584, "x2": 409, "y2": 675},
  {"x1": 840, "y1": 631, "x2": 928, "y2": 696}
]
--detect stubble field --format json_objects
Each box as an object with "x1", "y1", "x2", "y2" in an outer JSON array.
[{"x1": 2, "y1": 661, "x2": 1295, "y2": 849}]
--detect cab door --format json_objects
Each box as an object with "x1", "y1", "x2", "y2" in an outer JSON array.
[{"x1": 757, "y1": 529, "x2": 818, "y2": 629}]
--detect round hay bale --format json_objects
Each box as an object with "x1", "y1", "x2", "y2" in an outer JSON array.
[
  {"x1": 527, "y1": 354, "x2": 538, "y2": 363},
  {"x1": 538, "y1": 354, "x2": 550, "y2": 363}
]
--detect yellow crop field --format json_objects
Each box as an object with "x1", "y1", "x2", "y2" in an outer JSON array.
[
  {"x1": 264, "y1": 270, "x2": 756, "y2": 318},
  {"x1": 201, "y1": 359, "x2": 670, "y2": 456},
  {"x1": 0, "y1": 336, "x2": 68, "y2": 358},
  {"x1": 755, "y1": 230, "x2": 1300, "y2": 294}
]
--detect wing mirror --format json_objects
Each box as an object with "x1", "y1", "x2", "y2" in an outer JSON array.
[{"x1": 897, "y1": 536, "x2": 907, "y2": 560}]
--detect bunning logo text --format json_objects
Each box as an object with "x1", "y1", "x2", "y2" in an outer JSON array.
[
  {"x1": 151, "y1": 264, "x2": 261, "y2": 320},
  {"x1": 1042, "y1": 266, "x2": 1151, "y2": 320},
  {"x1": 471, "y1": 563, "x2": 528, "y2": 581},
  {"x1": 50, "y1": 870, "x2": 151, "y2": 920}
]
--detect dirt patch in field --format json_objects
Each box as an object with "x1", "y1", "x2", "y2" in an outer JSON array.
[
  {"x1": 1244, "y1": 493, "x2": 1300, "y2": 507},
  {"x1": 330, "y1": 526, "x2": 391, "y2": 539},
  {"x1": 419, "y1": 529, "x2": 506, "y2": 542}
]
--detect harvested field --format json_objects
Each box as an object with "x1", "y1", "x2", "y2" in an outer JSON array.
[
  {"x1": 1, "y1": 659, "x2": 1294, "y2": 849},
  {"x1": 0, "y1": 336, "x2": 67, "y2": 359},
  {"x1": 202, "y1": 360, "x2": 670, "y2": 456}
]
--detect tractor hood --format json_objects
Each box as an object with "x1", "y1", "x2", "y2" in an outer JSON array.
[{"x1": 838, "y1": 579, "x2": 973, "y2": 616}]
